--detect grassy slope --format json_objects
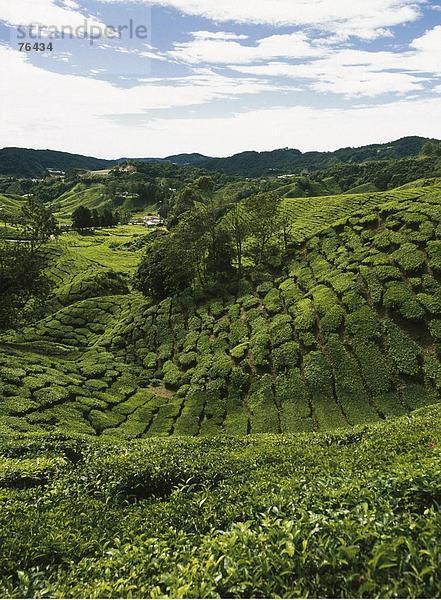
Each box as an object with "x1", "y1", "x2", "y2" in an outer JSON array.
[
  {"x1": 0, "y1": 194, "x2": 25, "y2": 222},
  {"x1": 51, "y1": 183, "x2": 159, "y2": 223},
  {"x1": 0, "y1": 404, "x2": 440, "y2": 597},
  {"x1": 0, "y1": 187, "x2": 440, "y2": 440},
  {"x1": 51, "y1": 183, "x2": 109, "y2": 223}
]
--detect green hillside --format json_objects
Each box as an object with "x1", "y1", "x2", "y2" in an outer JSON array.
[
  {"x1": 2, "y1": 136, "x2": 439, "y2": 179},
  {"x1": 0, "y1": 184, "x2": 440, "y2": 439},
  {"x1": 0, "y1": 194, "x2": 25, "y2": 222},
  {"x1": 1, "y1": 178, "x2": 441, "y2": 598},
  {"x1": 51, "y1": 183, "x2": 110, "y2": 223}
]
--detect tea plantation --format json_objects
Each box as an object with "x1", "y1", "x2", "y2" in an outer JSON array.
[
  {"x1": 0, "y1": 183, "x2": 440, "y2": 597},
  {"x1": 0, "y1": 406, "x2": 440, "y2": 597},
  {"x1": 1, "y1": 185, "x2": 440, "y2": 439}
]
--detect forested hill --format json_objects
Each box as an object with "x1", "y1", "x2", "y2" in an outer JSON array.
[
  {"x1": 1, "y1": 136, "x2": 439, "y2": 178},
  {"x1": 197, "y1": 136, "x2": 440, "y2": 176},
  {"x1": 0, "y1": 148, "x2": 119, "y2": 178}
]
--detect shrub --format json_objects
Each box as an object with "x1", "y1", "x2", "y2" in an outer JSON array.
[
  {"x1": 424, "y1": 356, "x2": 441, "y2": 390},
  {"x1": 428, "y1": 320, "x2": 441, "y2": 340},
  {"x1": 263, "y1": 288, "x2": 282, "y2": 314},
  {"x1": 427, "y1": 241, "x2": 441, "y2": 271},
  {"x1": 303, "y1": 351, "x2": 333, "y2": 399},
  {"x1": 320, "y1": 305, "x2": 345, "y2": 335},
  {"x1": 384, "y1": 321, "x2": 421, "y2": 376},
  {"x1": 162, "y1": 361, "x2": 182, "y2": 389},
  {"x1": 416, "y1": 291, "x2": 441, "y2": 315},
  {"x1": 33, "y1": 386, "x2": 70, "y2": 407},
  {"x1": 229, "y1": 321, "x2": 249, "y2": 347},
  {"x1": 272, "y1": 341, "x2": 300, "y2": 372},
  {"x1": 275, "y1": 369, "x2": 311, "y2": 432},
  {"x1": 178, "y1": 352, "x2": 197, "y2": 368},
  {"x1": 270, "y1": 315, "x2": 293, "y2": 347},
  {"x1": 392, "y1": 243, "x2": 425, "y2": 273},
  {"x1": 251, "y1": 332, "x2": 271, "y2": 370},
  {"x1": 143, "y1": 352, "x2": 157, "y2": 369},
  {"x1": 248, "y1": 374, "x2": 279, "y2": 433},
  {"x1": 209, "y1": 353, "x2": 232, "y2": 379},
  {"x1": 346, "y1": 306, "x2": 381, "y2": 339},
  {"x1": 230, "y1": 343, "x2": 249, "y2": 360},
  {"x1": 351, "y1": 339, "x2": 392, "y2": 395},
  {"x1": 294, "y1": 299, "x2": 315, "y2": 332}
]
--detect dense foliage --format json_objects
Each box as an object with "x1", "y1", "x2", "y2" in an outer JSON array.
[
  {"x1": 71, "y1": 205, "x2": 117, "y2": 229},
  {"x1": 196, "y1": 136, "x2": 439, "y2": 177},
  {"x1": 0, "y1": 148, "x2": 117, "y2": 178}
]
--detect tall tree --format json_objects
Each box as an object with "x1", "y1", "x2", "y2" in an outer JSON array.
[
  {"x1": 20, "y1": 197, "x2": 59, "y2": 251},
  {"x1": 222, "y1": 203, "x2": 249, "y2": 279},
  {"x1": 0, "y1": 199, "x2": 59, "y2": 330},
  {"x1": 134, "y1": 236, "x2": 195, "y2": 302},
  {"x1": 245, "y1": 191, "x2": 282, "y2": 265}
]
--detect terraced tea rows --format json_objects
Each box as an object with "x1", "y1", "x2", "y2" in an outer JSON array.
[
  {"x1": 283, "y1": 185, "x2": 441, "y2": 242},
  {"x1": 0, "y1": 345, "x2": 188, "y2": 438},
  {"x1": 0, "y1": 189, "x2": 440, "y2": 438},
  {"x1": 51, "y1": 183, "x2": 108, "y2": 223},
  {"x1": 1, "y1": 404, "x2": 441, "y2": 598}
]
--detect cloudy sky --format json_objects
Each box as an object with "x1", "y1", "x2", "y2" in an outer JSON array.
[{"x1": 1, "y1": 0, "x2": 441, "y2": 157}]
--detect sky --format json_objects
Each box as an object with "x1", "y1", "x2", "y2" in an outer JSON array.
[{"x1": 1, "y1": 0, "x2": 441, "y2": 158}]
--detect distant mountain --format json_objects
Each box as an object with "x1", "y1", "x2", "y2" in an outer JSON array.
[
  {"x1": 165, "y1": 153, "x2": 213, "y2": 165},
  {"x1": 0, "y1": 148, "x2": 212, "y2": 178},
  {"x1": 196, "y1": 136, "x2": 438, "y2": 177},
  {"x1": 0, "y1": 137, "x2": 438, "y2": 178},
  {"x1": 0, "y1": 148, "x2": 118, "y2": 178},
  {"x1": 118, "y1": 153, "x2": 213, "y2": 166}
]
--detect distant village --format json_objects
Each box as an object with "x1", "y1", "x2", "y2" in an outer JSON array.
[{"x1": 130, "y1": 215, "x2": 165, "y2": 228}]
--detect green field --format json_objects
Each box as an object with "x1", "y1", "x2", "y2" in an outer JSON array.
[
  {"x1": 0, "y1": 194, "x2": 25, "y2": 223},
  {"x1": 51, "y1": 183, "x2": 159, "y2": 223}
]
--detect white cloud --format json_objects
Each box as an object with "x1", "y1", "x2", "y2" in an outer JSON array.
[
  {"x1": 231, "y1": 58, "x2": 428, "y2": 97},
  {"x1": 191, "y1": 31, "x2": 249, "y2": 41},
  {"x1": 0, "y1": 46, "x2": 289, "y2": 154},
  {"x1": 139, "y1": 98, "x2": 441, "y2": 156},
  {"x1": 96, "y1": 43, "x2": 169, "y2": 61},
  {"x1": 99, "y1": 0, "x2": 426, "y2": 39},
  {"x1": 0, "y1": 0, "x2": 104, "y2": 29},
  {"x1": 169, "y1": 31, "x2": 324, "y2": 64},
  {"x1": 311, "y1": 70, "x2": 426, "y2": 96},
  {"x1": 1, "y1": 45, "x2": 441, "y2": 158},
  {"x1": 229, "y1": 25, "x2": 441, "y2": 98},
  {"x1": 0, "y1": 45, "x2": 284, "y2": 109}
]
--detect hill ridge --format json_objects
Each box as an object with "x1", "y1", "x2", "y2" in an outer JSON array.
[{"x1": 1, "y1": 135, "x2": 439, "y2": 178}]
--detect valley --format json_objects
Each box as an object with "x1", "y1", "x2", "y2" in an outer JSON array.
[{"x1": 0, "y1": 143, "x2": 440, "y2": 597}]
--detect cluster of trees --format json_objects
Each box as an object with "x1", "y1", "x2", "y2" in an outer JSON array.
[
  {"x1": 71, "y1": 206, "x2": 119, "y2": 230},
  {"x1": 0, "y1": 198, "x2": 59, "y2": 330},
  {"x1": 135, "y1": 190, "x2": 292, "y2": 302},
  {"x1": 104, "y1": 178, "x2": 160, "y2": 208}
]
